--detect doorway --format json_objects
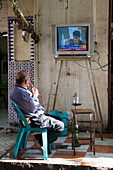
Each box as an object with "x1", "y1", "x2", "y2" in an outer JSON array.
[{"x1": 0, "y1": 32, "x2": 8, "y2": 128}]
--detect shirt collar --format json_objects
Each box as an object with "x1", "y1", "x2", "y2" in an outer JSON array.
[{"x1": 15, "y1": 83, "x2": 27, "y2": 90}]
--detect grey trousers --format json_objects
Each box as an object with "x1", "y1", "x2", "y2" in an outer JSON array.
[{"x1": 30, "y1": 113, "x2": 64, "y2": 144}]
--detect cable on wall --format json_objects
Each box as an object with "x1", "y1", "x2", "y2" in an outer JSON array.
[{"x1": 73, "y1": 51, "x2": 109, "y2": 72}]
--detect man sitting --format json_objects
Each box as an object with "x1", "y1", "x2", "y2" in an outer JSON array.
[{"x1": 10, "y1": 70, "x2": 64, "y2": 154}]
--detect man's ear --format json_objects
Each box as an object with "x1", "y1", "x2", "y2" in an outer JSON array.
[
  {"x1": 25, "y1": 79, "x2": 28, "y2": 86},
  {"x1": 25, "y1": 79, "x2": 29, "y2": 86}
]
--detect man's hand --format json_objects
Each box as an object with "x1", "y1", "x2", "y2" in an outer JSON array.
[{"x1": 32, "y1": 88, "x2": 39, "y2": 97}]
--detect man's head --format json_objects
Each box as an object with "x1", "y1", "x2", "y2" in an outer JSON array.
[
  {"x1": 16, "y1": 70, "x2": 30, "y2": 87},
  {"x1": 73, "y1": 30, "x2": 80, "y2": 44}
]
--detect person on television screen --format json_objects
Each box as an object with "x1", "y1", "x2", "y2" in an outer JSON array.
[
  {"x1": 10, "y1": 70, "x2": 64, "y2": 154},
  {"x1": 72, "y1": 30, "x2": 86, "y2": 46}
]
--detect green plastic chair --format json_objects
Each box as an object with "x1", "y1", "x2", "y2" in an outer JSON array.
[{"x1": 11, "y1": 100, "x2": 48, "y2": 160}]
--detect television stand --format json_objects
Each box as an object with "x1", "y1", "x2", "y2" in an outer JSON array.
[{"x1": 46, "y1": 58, "x2": 103, "y2": 140}]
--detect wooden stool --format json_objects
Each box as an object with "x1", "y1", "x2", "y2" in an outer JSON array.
[{"x1": 71, "y1": 109, "x2": 95, "y2": 155}]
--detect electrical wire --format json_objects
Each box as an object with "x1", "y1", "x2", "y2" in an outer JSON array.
[
  {"x1": 92, "y1": 50, "x2": 109, "y2": 71},
  {"x1": 74, "y1": 60, "x2": 108, "y2": 71},
  {"x1": 74, "y1": 50, "x2": 109, "y2": 71}
]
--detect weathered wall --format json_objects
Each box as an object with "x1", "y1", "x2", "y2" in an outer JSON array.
[
  {"x1": 38, "y1": 0, "x2": 108, "y2": 129},
  {"x1": 0, "y1": 0, "x2": 8, "y2": 32},
  {"x1": 8, "y1": 0, "x2": 34, "y2": 17}
]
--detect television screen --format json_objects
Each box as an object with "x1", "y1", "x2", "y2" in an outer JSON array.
[
  {"x1": 52, "y1": 24, "x2": 94, "y2": 57},
  {"x1": 57, "y1": 26, "x2": 88, "y2": 52}
]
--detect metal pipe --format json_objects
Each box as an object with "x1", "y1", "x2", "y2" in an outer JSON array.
[{"x1": 108, "y1": 0, "x2": 112, "y2": 130}]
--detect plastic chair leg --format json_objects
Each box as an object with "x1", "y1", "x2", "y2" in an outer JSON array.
[
  {"x1": 23, "y1": 131, "x2": 30, "y2": 149},
  {"x1": 13, "y1": 129, "x2": 25, "y2": 159},
  {"x1": 19, "y1": 131, "x2": 28, "y2": 150},
  {"x1": 42, "y1": 130, "x2": 48, "y2": 160},
  {"x1": 19, "y1": 132, "x2": 25, "y2": 150},
  {"x1": 14, "y1": 127, "x2": 22, "y2": 151}
]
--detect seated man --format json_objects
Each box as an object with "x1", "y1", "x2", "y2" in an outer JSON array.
[{"x1": 10, "y1": 70, "x2": 64, "y2": 154}]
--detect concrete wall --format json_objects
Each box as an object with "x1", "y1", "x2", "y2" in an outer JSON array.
[
  {"x1": 38, "y1": 0, "x2": 108, "y2": 129},
  {"x1": 0, "y1": 0, "x2": 8, "y2": 32},
  {"x1": 0, "y1": 0, "x2": 108, "y2": 129}
]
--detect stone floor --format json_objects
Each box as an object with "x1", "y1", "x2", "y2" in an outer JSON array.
[
  {"x1": 0, "y1": 108, "x2": 8, "y2": 129},
  {"x1": 0, "y1": 129, "x2": 113, "y2": 169},
  {"x1": 0, "y1": 106, "x2": 113, "y2": 169},
  {"x1": 0, "y1": 129, "x2": 17, "y2": 158}
]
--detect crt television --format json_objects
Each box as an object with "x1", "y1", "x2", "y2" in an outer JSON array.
[{"x1": 52, "y1": 24, "x2": 94, "y2": 58}]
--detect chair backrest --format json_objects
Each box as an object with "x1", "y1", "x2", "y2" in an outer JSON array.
[{"x1": 11, "y1": 100, "x2": 29, "y2": 127}]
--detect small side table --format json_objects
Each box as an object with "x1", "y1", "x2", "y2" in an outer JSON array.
[{"x1": 71, "y1": 108, "x2": 95, "y2": 156}]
